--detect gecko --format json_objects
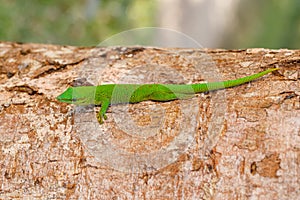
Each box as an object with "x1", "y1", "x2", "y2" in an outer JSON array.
[{"x1": 57, "y1": 68, "x2": 278, "y2": 124}]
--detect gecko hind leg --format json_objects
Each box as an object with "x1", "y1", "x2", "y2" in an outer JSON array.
[
  {"x1": 174, "y1": 93, "x2": 195, "y2": 100},
  {"x1": 148, "y1": 91, "x2": 177, "y2": 101},
  {"x1": 149, "y1": 92, "x2": 194, "y2": 101}
]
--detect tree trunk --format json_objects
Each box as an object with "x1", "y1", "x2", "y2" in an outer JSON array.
[{"x1": 0, "y1": 42, "x2": 299, "y2": 199}]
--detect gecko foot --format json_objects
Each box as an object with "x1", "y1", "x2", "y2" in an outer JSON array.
[{"x1": 97, "y1": 112, "x2": 107, "y2": 124}]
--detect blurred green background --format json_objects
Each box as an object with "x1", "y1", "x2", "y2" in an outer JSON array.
[{"x1": 0, "y1": 0, "x2": 299, "y2": 48}]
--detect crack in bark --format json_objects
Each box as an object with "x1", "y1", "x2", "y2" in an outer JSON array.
[
  {"x1": 6, "y1": 85, "x2": 38, "y2": 95},
  {"x1": 32, "y1": 58, "x2": 87, "y2": 79}
]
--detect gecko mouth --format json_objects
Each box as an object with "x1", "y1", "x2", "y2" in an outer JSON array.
[
  {"x1": 56, "y1": 97, "x2": 73, "y2": 103},
  {"x1": 57, "y1": 96, "x2": 92, "y2": 105},
  {"x1": 56, "y1": 96, "x2": 80, "y2": 103}
]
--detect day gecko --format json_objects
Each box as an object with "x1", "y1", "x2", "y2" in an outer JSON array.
[{"x1": 57, "y1": 68, "x2": 278, "y2": 124}]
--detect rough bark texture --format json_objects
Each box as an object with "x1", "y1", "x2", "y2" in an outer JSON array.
[{"x1": 0, "y1": 42, "x2": 299, "y2": 199}]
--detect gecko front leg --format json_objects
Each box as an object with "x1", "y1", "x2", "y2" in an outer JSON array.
[{"x1": 97, "y1": 99, "x2": 110, "y2": 124}]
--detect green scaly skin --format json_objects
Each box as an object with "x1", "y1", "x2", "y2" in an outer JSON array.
[{"x1": 57, "y1": 68, "x2": 278, "y2": 124}]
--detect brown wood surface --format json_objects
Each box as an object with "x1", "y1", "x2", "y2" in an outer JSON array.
[{"x1": 0, "y1": 42, "x2": 299, "y2": 199}]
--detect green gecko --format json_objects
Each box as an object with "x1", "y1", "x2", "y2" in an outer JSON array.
[{"x1": 57, "y1": 68, "x2": 278, "y2": 124}]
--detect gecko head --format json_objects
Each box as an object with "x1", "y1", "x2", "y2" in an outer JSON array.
[{"x1": 57, "y1": 86, "x2": 97, "y2": 105}]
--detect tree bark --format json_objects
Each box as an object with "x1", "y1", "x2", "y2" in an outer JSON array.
[{"x1": 0, "y1": 42, "x2": 299, "y2": 199}]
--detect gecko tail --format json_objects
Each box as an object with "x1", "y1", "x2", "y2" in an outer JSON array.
[{"x1": 192, "y1": 68, "x2": 278, "y2": 93}]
